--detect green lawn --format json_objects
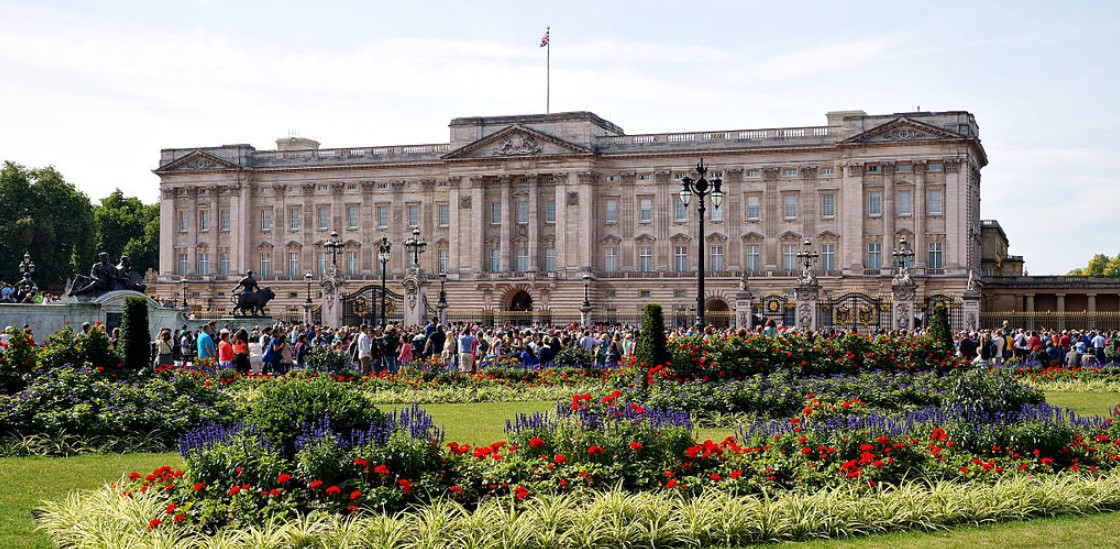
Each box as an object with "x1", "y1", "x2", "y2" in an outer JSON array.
[{"x1": 6, "y1": 394, "x2": 1120, "y2": 548}]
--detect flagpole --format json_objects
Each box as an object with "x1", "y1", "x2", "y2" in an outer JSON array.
[{"x1": 546, "y1": 26, "x2": 550, "y2": 114}]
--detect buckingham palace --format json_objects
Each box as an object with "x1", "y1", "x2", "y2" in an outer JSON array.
[{"x1": 152, "y1": 108, "x2": 986, "y2": 329}]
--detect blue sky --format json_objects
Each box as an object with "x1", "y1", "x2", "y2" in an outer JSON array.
[{"x1": 1, "y1": 0, "x2": 1116, "y2": 274}]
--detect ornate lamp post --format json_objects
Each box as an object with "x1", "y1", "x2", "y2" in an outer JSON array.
[
  {"x1": 580, "y1": 272, "x2": 592, "y2": 327},
  {"x1": 891, "y1": 236, "x2": 915, "y2": 278},
  {"x1": 324, "y1": 231, "x2": 345, "y2": 276},
  {"x1": 180, "y1": 277, "x2": 189, "y2": 311},
  {"x1": 377, "y1": 237, "x2": 392, "y2": 327},
  {"x1": 16, "y1": 252, "x2": 36, "y2": 293},
  {"x1": 437, "y1": 271, "x2": 448, "y2": 325},
  {"x1": 403, "y1": 228, "x2": 427, "y2": 270},
  {"x1": 796, "y1": 239, "x2": 820, "y2": 282},
  {"x1": 303, "y1": 271, "x2": 313, "y2": 324},
  {"x1": 678, "y1": 159, "x2": 723, "y2": 328}
]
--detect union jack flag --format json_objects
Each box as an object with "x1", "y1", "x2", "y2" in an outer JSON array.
[{"x1": 540, "y1": 29, "x2": 549, "y2": 48}]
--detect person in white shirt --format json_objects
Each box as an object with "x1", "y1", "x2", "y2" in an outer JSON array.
[{"x1": 357, "y1": 325, "x2": 374, "y2": 377}]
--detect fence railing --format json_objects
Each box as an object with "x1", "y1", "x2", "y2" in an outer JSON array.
[{"x1": 981, "y1": 311, "x2": 1120, "y2": 331}]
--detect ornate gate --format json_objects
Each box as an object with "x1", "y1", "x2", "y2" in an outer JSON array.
[
  {"x1": 752, "y1": 294, "x2": 795, "y2": 327},
  {"x1": 341, "y1": 285, "x2": 403, "y2": 327},
  {"x1": 820, "y1": 292, "x2": 884, "y2": 333},
  {"x1": 921, "y1": 294, "x2": 963, "y2": 330}
]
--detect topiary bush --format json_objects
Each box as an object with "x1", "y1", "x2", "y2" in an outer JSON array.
[
  {"x1": 929, "y1": 304, "x2": 953, "y2": 355},
  {"x1": 635, "y1": 303, "x2": 670, "y2": 369},
  {"x1": 119, "y1": 296, "x2": 151, "y2": 370}
]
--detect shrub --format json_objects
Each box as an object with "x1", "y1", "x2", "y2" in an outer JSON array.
[
  {"x1": 119, "y1": 296, "x2": 151, "y2": 370},
  {"x1": 946, "y1": 368, "x2": 1045, "y2": 418},
  {"x1": 929, "y1": 304, "x2": 953, "y2": 355},
  {"x1": 241, "y1": 376, "x2": 386, "y2": 458},
  {"x1": 635, "y1": 303, "x2": 670, "y2": 369},
  {"x1": 0, "y1": 328, "x2": 37, "y2": 393},
  {"x1": 553, "y1": 345, "x2": 594, "y2": 367},
  {"x1": 302, "y1": 347, "x2": 354, "y2": 375}
]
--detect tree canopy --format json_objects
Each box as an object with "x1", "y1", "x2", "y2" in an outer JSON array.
[
  {"x1": 1067, "y1": 253, "x2": 1120, "y2": 277},
  {"x1": 93, "y1": 189, "x2": 160, "y2": 276}
]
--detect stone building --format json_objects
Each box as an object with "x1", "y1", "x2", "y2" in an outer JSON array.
[{"x1": 152, "y1": 109, "x2": 986, "y2": 330}]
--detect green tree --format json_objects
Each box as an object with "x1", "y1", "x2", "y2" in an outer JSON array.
[
  {"x1": 120, "y1": 296, "x2": 152, "y2": 370},
  {"x1": 0, "y1": 162, "x2": 95, "y2": 289},
  {"x1": 635, "y1": 303, "x2": 670, "y2": 370},
  {"x1": 928, "y1": 304, "x2": 953, "y2": 355},
  {"x1": 93, "y1": 189, "x2": 160, "y2": 275}
]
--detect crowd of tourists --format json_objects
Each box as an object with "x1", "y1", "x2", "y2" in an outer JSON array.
[{"x1": 953, "y1": 323, "x2": 1119, "y2": 368}]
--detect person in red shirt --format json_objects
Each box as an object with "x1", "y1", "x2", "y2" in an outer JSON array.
[{"x1": 217, "y1": 329, "x2": 235, "y2": 370}]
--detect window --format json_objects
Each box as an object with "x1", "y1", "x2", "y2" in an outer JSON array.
[
  {"x1": 490, "y1": 202, "x2": 501, "y2": 224},
  {"x1": 219, "y1": 253, "x2": 230, "y2": 275},
  {"x1": 928, "y1": 162, "x2": 943, "y2": 171},
  {"x1": 346, "y1": 251, "x2": 357, "y2": 275},
  {"x1": 197, "y1": 253, "x2": 209, "y2": 275},
  {"x1": 289, "y1": 208, "x2": 301, "y2": 231},
  {"x1": 639, "y1": 290, "x2": 651, "y2": 298},
  {"x1": 746, "y1": 196, "x2": 761, "y2": 221},
  {"x1": 928, "y1": 242, "x2": 944, "y2": 269},
  {"x1": 407, "y1": 204, "x2": 419, "y2": 227},
  {"x1": 377, "y1": 206, "x2": 389, "y2": 228},
  {"x1": 605, "y1": 247, "x2": 618, "y2": 272},
  {"x1": 438, "y1": 249, "x2": 449, "y2": 273},
  {"x1": 198, "y1": 210, "x2": 209, "y2": 232},
  {"x1": 674, "y1": 246, "x2": 688, "y2": 272},
  {"x1": 898, "y1": 164, "x2": 912, "y2": 172},
  {"x1": 639, "y1": 198, "x2": 653, "y2": 222},
  {"x1": 516, "y1": 247, "x2": 529, "y2": 271},
  {"x1": 545, "y1": 200, "x2": 556, "y2": 223},
  {"x1": 639, "y1": 247, "x2": 652, "y2": 272},
  {"x1": 711, "y1": 204, "x2": 723, "y2": 221},
  {"x1": 317, "y1": 207, "x2": 329, "y2": 230},
  {"x1": 220, "y1": 210, "x2": 230, "y2": 231},
  {"x1": 177, "y1": 253, "x2": 188, "y2": 275},
  {"x1": 438, "y1": 204, "x2": 450, "y2": 227},
  {"x1": 820, "y1": 243, "x2": 836, "y2": 271},
  {"x1": 317, "y1": 252, "x2": 328, "y2": 275},
  {"x1": 897, "y1": 190, "x2": 912, "y2": 215},
  {"x1": 783, "y1": 195, "x2": 797, "y2": 219},
  {"x1": 259, "y1": 253, "x2": 271, "y2": 276},
  {"x1": 928, "y1": 189, "x2": 943, "y2": 215},
  {"x1": 178, "y1": 211, "x2": 188, "y2": 232},
  {"x1": 605, "y1": 199, "x2": 618, "y2": 223},
  {"x1": 867, "y1": 165, "x2": 881, "y2": 173},
  {"x1": 866, "y1": 242, "x2": 883, "y2": 269},
  {"x1": 489, "y1": 248, "x2": 500, "y2": 272},
  {"x1": 710, "y1": 245, "x2": 724, "y2": 271},
  {"x1": 674, "y1": 290, "x2": 686, "y2": 298},
  {"x1": 821, "y1": 167, "x2": 835, "y2": 176},
  {"x1": 544, "y1": 248, "x2": 555, "y2": 271},
  {"x1": 783, "y1": 168, "x2": 798, "y2": 177},
  {"x1": 517, "y1": 200, "x2": 529, "y2": 224},
  {"x1": 261, "y1": 209, "x2": 272, "y2": 232},
  {"x1": 347, "y1": 206, "x2": 359, "y2": 229},
  {"x1": 783, "y1": 244, "x2": 798, "y2": 271},
  {"x1": 820, "y1": 193, "x2": 835, "y2": 218},
  {"x1": 868, "y1": 191, "x2": 882, "y2": 216},
  {"x1": 675, "y1": 199, "x2": 688, "y2": 222},
  {"x1": 288, "y1": 253, "x2": 299, "y2": 276},
  {"x1": 746, "y1": 169, "x2": 760, "y2": 178},
  {"x1": 745, "y1": 245, "x2": 760, "y2": 272}
]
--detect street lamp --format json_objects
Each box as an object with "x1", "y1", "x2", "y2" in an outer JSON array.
[
  {"x1": 404, "y1": 228, "x2": 427, "y2": 270},
  {"x1": 180, "y1": 277, "x2": 188, "y2": 310},
  {"x1": 16, "y1": 252, "x2": 36, "y2": 293},
  {"x1": 796, "y1": 239, "x2": 819, "y2": 281},
  {"x1": 892, "y1": 236, "x2": 915, "y2": 278},
  {"x1": 582, "y1": 272, "x2": 591, "y2": 309},
  {"x1": 378, "y1": 237, "x2": 392, "y2": 327},
  {"x1": 437, "y1": 271, "x2": 448, "y2": 325},
  {"x1": 678, "y1": 158, "x2": 724, "y2": 328},
  {"x1": 325, "y1": 231, "x2": 344, "y2": 275},
  {"x1": 304, "y1": 271, "x2": 313, "y2": 304}
]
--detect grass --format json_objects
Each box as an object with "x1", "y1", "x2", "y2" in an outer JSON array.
[
  {"x1": 5, "y1": 394, "x2": 1120, "y2": 548},
  {"x1": 1043, "y1": 390, "x2": 1120, "y2": 417}
]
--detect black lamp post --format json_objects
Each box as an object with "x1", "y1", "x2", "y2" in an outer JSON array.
[
  {"x1": 892, "y1": 236, "x2": 915, "y2": 277},
  {"x1": 796, "y1": 239, "x2": 819, "y2": 280},
  {"x1": 437, "y1": 271, "x2": 448, "y2": 324},
  {"x1": 324, "y1": 230, "x2": 344, "y2": 275},
  {"x1": 304, "y1": 271, "x2": 313, "y2": 304},
  {"x1": 180, "y1": 277, "x2": 189, "y2": 311},
  {"x1": 678, "y1": 159, "x2": 724, "y2": 328},
  {"x1": 378, "y1": 237, "x2": 392, "y2": 327},
  {"x1": 582, "y1": 273, "x2": 591, "y2": 309},
  {"x1": 16, "y1": 252, "x2": 36, "y2": 293},
  {"x1": 404, "y1": 228, "x2": 427, "y2": 270}
]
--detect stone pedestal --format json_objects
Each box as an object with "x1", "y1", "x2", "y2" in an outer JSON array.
[
  {"x1": 794, "y1": 277, "x2": 820, "y2": 332},
  {"x1": 963, "y1": 271, "x2": 981, "y2": 331},
  {"x1": 402, "y1": 270, "x2": 425, "y2": 327},
  {"x1": 735, "y1": 273, "x2": 753, "y2": 331},
  {"x1": 320, "y1": 276, "x2": 343, "y2": 328},
  {"x1": 580, "y1": 304, "x2": 592, "y2": 328},
  {"x1": 891, "y1": 275, "x2": 916, "y2": 332}
]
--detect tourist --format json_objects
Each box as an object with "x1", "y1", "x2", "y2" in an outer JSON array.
[
  {"x1": 397, "y1": 331, "x2": 414, "y2": 366},
  {"x1": 196, "y1": 322, "x2": 216, "y2": 363},
  {"x1": 293, "y1": 333, "x2": 310, "y2": 368},
  {"x1": 217, "y1": 329, "x2": 234, "y2": 370},
  {"x1": 232, "y1": 328, "x2": 250, "y2": 374},
  {"x1": 458, "y1": 327, "x2": 477, "y2": 374},
  {"x1": 154, "y1": 330, "x2": 175, "y2": 367},
  {"x1": 380, "y1": 325, "x2": 400, "y2": 374},
  {"x1": 357, "y1": 324, "x2": 373, "y2": 377},
  {"x1": 277, "y1": 330, "x2": 294, "y2": 374}
]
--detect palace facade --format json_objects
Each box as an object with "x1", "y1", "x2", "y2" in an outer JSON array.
[{"x1": 153, "y1": 109, "x2": 986, "y2": 328}]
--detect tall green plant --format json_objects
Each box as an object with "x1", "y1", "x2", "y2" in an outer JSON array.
[
  {"x1": 0, "y1": 328, "x2": 37, "y2": 393},
  {"x1": 120, "y1": 296, "x2": 151, "y2": 369},
  {"x1": 635, "y1": 303, "x2": 670, "y2": 368},
  {"x1": 929, "y1": 304, "x2": 953, "y2": 354}
]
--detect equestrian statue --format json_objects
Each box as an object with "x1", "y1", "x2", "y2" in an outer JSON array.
[{"x1": 230, "y1": 270, "x2": 275, "y2": 317}]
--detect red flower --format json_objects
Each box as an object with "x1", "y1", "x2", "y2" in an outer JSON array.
[
  {"x1": 709, "y1": 473, "x2": 722, "y2": 482},
  {"x1": 277, "y1": 473, "x2": 292, "y2": 485},
  {"x1": 309, "y1": 480, "x2": 324, "y2": 490},
  {"x1": 630, "y1": 441, "x2": 644, "y2": 451},
  {"x1": 449, "y1": 486, "x2": 463, "y2": 493},
  {"x1": 514, "y1": 485, "x2": 528, "y2": 500},
  {"x1": 529, "y1": 437, "x2": 545, "y2": 449},
  {"x1": 193, "y1": 482, "x2": 205, "y2": 491},
  {"x1": 148, "y1": 518, "x2": 162, "y2": 531},
  {"x1": 588, "y1": 445, "x2": 604, "y2": 455},
  {"x1": 730, "y1": 470, "x2": 743, "y2": 480},
  {"x1": 326, "y1": 485, "x2": 342, "y2": 496},
  {"x1": 350, "y1": 490, "x2": 362, "y2": 500},
  {"x1": 554, "y1": 454, "x2": 567, "y2": 464},
  {"x1": 228, "y1": 485, "x2": 241, "y2": 496},
  {"x1": 399, "y1": 479, "x2": 412, "y2": 494},
  {"x1": 172, "y1": 514, "x2": 186, "y2": 523},
  {"x1": 128, "y1": 471, "x2": 142, "y2": 481},
  {"x1": 268, "y1": 488, "x2": 282, "y2": 497},
  {"x1": 165, "y1": 504, "x2": 178, "y2": 514},
  {"x1": 353, "y1": 458, "x2": 369, "y2": 468},
  {"x1": 374, "y1": 464, "x2": 391, "y2": 475},
  {"x1": 665, "y1": 479, "x2": 678, "y2": 488}
]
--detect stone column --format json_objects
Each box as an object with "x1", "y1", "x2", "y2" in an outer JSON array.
[
  {"x1": 913, "y1": 161, "x2": 928, "y2": 271},
  {"x1": 1056, "y1": 293, "x2": 1067, "y2": 331},
  {"x1": 963, "y1": 282, "x2": 981, "y2": 332},
  {"x1": 1024, "y1": 292, "x2": 1036, "y2": 330},
  {"x1": 842, "y1": 163, "x2": 864, "y2": 273},
  {"x1": 447, "y1": 177, "x2": 462, "y2": 274},
  {"x1": 882, "y1": 162, "x2": 896, "y2": 276},
  {"x1": 735, "y1": 273, "x2": 753, "y2": 330},
  {"x1": 794, "y1": 279, "x2": 820, "y2": 333},
  {"x1": 160, "y1": 187, "x2": 176, "y2": 276},
  {"x1": 469, "y1": 177, "x2": 485, "y2": 274},
  {"x1": 320, "y1": 275, "x2": 343, "y2": 328},
  {"x1": 499, "y1": 177, "x2": 511, "y2": 272},
  {"x1": 237, "y1": 183, "x2": 253, "y2": 273},
  {"x1": 527, "y1": 175, "x2": 540, "y2": 271}
]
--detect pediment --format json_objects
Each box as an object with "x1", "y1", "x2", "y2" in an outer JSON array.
[
  {"x1": 442, "y1": 125, "x2": 593, "y2": 160},
  {"x1": 843, "y1": 117, "x2": 964, "y2": 144},
  {"x1": 157, "y1": 150, "x2": 242, "y2": 172}
]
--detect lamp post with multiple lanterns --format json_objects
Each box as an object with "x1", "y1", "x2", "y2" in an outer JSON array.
[
  {"x1": 377, "y1": 237, "x2": 392, "y2": 327},
  {"x1": 678, "y1": 159, "x2": 724, "y2": 328}
]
